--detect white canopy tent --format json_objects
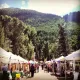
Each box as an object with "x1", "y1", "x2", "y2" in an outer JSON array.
[
  {"x1": 0, "y1": 48, "x2": 12, "y2": 58},
  {"x1": 17, "y1": 56, "x2": 28, "y2": 63},
  {"x1": 0, "y1": 48, "x2": 28, "y2": 64},
  {"x1": 9, "y1": 54, "x2": 28, "y2": 63},
  {"x1": 65, "y1": 50, "x2": 80, "y2": 79},
  {"x1": 0, "y1": 48, "x2": 12, "y2": 63},
  {"x1": 65, "y1": 50, "x2": 80, "y2": 60},
  {"x1": 55, "y1": 56, "x2": 65, "y2": 62},
  {"x1": 9, "y1": 54, "x2": 19, "y2": 63},
  {"x1": 29, "y1": 60, "x2": 34, "y2": 64}
]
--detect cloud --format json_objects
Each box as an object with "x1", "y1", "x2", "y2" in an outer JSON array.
[
  {"x1": 0, "y1": 3, "x2": 10, "y2": 9},
  {"x1": 22, "y1": 0, "x2": 25, "y2": 5},
  {"x1": 27, "y1": 0, "x2": 80, "y2": 16}
]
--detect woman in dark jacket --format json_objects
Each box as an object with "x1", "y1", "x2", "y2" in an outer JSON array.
[
  {"x1": 2, "y1": 70, "x2": 9, "y2": 80},
  {"x1": 30, "y1": 64, "x2": 35, "y2": 77},
  {"x1": 1, "y1": 65, "x2": 9, "y2": 80}
]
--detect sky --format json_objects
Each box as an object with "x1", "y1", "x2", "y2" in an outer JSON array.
[{"x1": 0, "y1": 0, "x2": 80, "y2": 16}]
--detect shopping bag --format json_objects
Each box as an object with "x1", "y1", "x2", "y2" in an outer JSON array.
[
  {"x1": 9, "y1": 73, "x2": 12, "y2": 80},
  {"x1": 16, "y1": 73, "x2": 20, "y2": 78}
]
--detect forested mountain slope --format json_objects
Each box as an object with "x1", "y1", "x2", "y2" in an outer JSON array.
[
  {"x1": 0, "y1": 8, "x2": 64, "y2": 43},
  {"x1": 0, "y1": 8, "x2": 80, "y2": 60},
  {"x1": 0, "y1": 8, "x2": 62, "y2": 27},
  {"x1": 63, "y1": 11, "x2": 80, "y2": 23}
]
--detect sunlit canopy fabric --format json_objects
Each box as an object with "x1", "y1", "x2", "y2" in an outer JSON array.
[
  {"x1": 65, "y1": 50, "x2": 80, "y2": 60},
  {"x1": 0, "y1": 48, "x2": 12, "y2": 59},
  {"x1": 9, "y1": 54, "x2": 19, "y2": 63},
  {"x1": 17, "y1": 56, "x2": 28, "y2": 63},
  {"x1": 9, "y1": 54, "x2": 28, "y2": 63},
  {"x1": 29, "y1": 60, "x2": 34, "y2": 64},
  {"x1": 55, "y1": 56, "x2": 65, "y2": 61},
  {"x1": 0, "y1": 48, "x2": 12, "y2": 63},
  {"x1": 0, "y1": 57, "x2": 10, "y2": 63},
  {"x1": 0, "y1": 48, "x2": 28, "y2": 64}
]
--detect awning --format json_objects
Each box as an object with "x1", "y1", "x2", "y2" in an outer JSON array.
[
  {"x1": 65, "y1": 50, "x2": 80, "y2": 60},
  {"x1": 55, "y1": 56, "x2": 65, "y2": 61}
]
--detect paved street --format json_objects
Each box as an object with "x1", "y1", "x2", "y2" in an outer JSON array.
[{"x1": 22, "y1": 67, "x2": 58, "y2": 80}]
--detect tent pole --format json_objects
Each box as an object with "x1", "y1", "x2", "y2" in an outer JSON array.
[
  {"x1": 65, "y1": 60, "x2": 66, "y2": 80},
  {"x1": 73, "y1": 59, "x2": 75, "y2": 72}
]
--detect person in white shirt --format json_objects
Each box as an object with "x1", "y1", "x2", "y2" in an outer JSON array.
[{"x1": 73, "y1": 66, "x2": 79, "y2": 80}]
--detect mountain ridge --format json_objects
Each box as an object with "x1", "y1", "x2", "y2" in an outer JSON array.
[
  {"x1": 63, "y1": 11, "x2": 80, "y2": 23},
  {"x1": 0, "y1": 8, "x2": 63, "y2": 28}
]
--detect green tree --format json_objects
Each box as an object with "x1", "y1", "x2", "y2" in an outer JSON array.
[
  {"x1": 76, "y1": 24, "x2": 80, "y2": 49},
  {"x1": 57, "y1": 24, "x2": 70, "y2": 57},
  {"x1": 0, "y1": 25, "x2": 5, "y2": 48},
  {"x1": 43, "y1": 42, "x2": 49, "y2": 60}
]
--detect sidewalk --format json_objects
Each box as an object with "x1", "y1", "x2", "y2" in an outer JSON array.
[{"x1": 22, "y1": 67, "x2": 58, "y2": 80}]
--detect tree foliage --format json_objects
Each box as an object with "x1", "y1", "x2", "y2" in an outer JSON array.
[
  {"x1": 0, "y1": 8, "x2": 80, "y2": 60},
  {"x1": 0, "y1": 15, "x2": 37, "y2": 60}
]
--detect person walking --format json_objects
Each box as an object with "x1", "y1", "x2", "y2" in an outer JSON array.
[
  {"x1": 41, "y1": 63, "x2": 44, "y2": 70},
  {"x1": 73, "y1": 66, "x2": 80, "y2": 80},
  {"x1": 36, "y1": 64, "x2": 39, "y2": 73},
  {"x1": 54, "y1": 62, "x2": 57, "y2": 75},
  {"x1": 1, "y1": 65, "x2": 9, "y2": 80},
  {"x1": 30, "y1": 64, "x2": 35, "y2": 77}
]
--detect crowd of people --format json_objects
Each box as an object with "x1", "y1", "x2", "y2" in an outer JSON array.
[
  {"x1": 0, "y1": 60, "x2": 80, "y2": 80},
  {"x1": 40, "y1": 61, "x2": 80, "y2": 80},
  {"x1": 0, "y1": 62, "x2": 39, "y2": 80}
]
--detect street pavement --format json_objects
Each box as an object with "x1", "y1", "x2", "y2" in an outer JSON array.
[{"x1": 22, "y1": 67, "x2": 58, "y2": 80}]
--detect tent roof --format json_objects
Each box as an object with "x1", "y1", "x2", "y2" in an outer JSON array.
[
  {"x1": 29, "y1": 60, "x2": 34, "y2": 64},
  {"x1": 0, "y1": 48, "x2": 13, "y2": 63},
  {"x1": 0, "y1": 48, "x2": 28, "y2": 63},
  {"x1": 0, "y1": 48, "x2": 13, "y2": 59},
  {"x1": 55, "y1": 56, "x2": 65, "y2": 61},
  {"x1": 0, "y1": 48, "x2": 9, "y2": 58},
  {"x1": 65, "y1": 50, "x2": 80, "y2": 60},
  {"x1": 17, "y1": 56, "x2": 28, "y2": 63}
]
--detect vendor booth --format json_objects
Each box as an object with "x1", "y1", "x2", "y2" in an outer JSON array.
[
  {"x1": 65, "y1": 50, "x2": 80, "y2": 71},
  {"x1": 64, "y1": 50, "x2": 80, "y2": 80},
  {"x1": 0, "y1": 47, "x2": 29, "y2": 71}
]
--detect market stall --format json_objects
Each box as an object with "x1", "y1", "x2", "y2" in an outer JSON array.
[
  {"x1": 62, "y1": 50, "x2": 80, "y2": 80},
  {"x1": 65, "y1": 50, "x2": 80, "y2": 71}
]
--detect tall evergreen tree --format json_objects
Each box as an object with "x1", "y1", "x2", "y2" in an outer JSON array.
[
  {"x1": 0, "y1": 26, "x2": 5, "y2": 48},
  {"x1": 76, "y1": 24, "x2": 80, "y2": 49},
  {"x1": 43, "y1": 42, "x2": 49, "y2": 60},
  {"x1": 57, "y1": 24, "x2": 70, "y2": 57}
]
